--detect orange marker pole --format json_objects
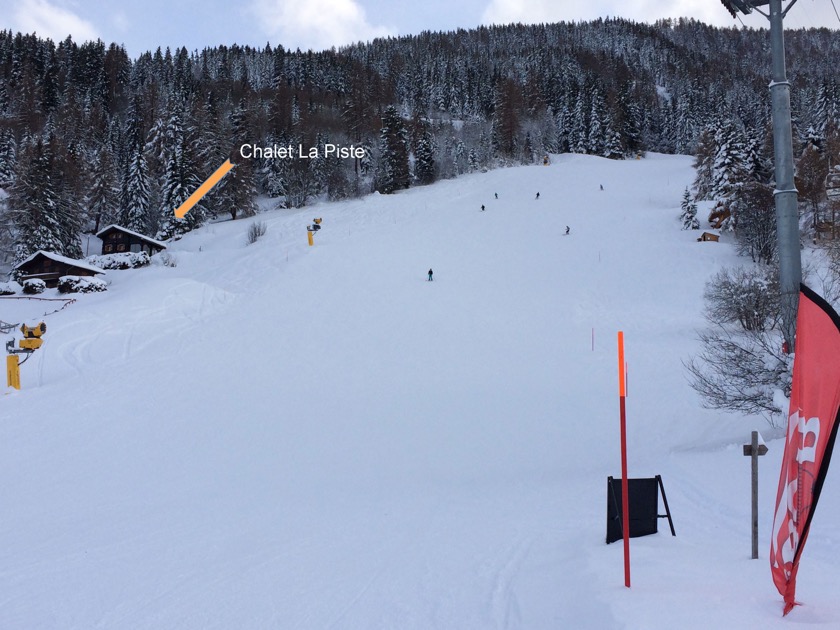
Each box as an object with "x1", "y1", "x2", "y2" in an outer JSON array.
[
  {"x1": 174, "y1": 159, "x2": 235, "y2": 219},
  {"x1": 618, "y1": 331, "x2": 630, "y2": 588}
]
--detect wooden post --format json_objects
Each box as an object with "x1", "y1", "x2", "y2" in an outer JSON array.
[{"x1": 743, "y1": 431, "x2": 768, "y2": 559}]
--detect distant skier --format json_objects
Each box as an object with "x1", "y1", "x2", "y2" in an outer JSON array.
[
  {"x1": 565, "y1": 226, "x2": 570, "y2": 235},
  {"x1": 428, "y1": 268, "x2": 434, "y2": 281},
  {"x1": 495, "y1": 192, "x2": 498, "y2": 199},
  {"x1": 535, "y1": 192, "x2": 540, "y2": 200},
  {"x1": 481, "y1": 205, "x2": 485, "y2": 211},
  {"x1": 600, "y1": 184, "x2": 604, "y2": 191}
]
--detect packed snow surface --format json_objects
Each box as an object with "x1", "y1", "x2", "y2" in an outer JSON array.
[{"x1": 2, "y1": 154, "x2": 839, "y2": 629}]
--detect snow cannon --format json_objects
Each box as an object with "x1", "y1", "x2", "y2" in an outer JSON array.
[
  {"x1": 18, "y1": 322, "x2": 46, "y2": 351},
  {"x1": 6, "y1": 321, "x2": 47, "y2": 389}
]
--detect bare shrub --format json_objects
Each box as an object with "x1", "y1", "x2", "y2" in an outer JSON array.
[
  {"x1": 247, "y1": 220, "x2": 267, "y2": 245},
  {"x1": 684, "y1": 325, "x2": 791, "y2": 425},
  {"x1": 703, "y1": 266, "x2": 780, "y2": 332},
  {"x1": 687, "y1": 263, "x2": 790, "y2": 426}
]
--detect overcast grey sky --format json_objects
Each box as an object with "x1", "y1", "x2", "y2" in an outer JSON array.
[{"x1": 1, "y1": 0, "x2": 837, "y2": 57}]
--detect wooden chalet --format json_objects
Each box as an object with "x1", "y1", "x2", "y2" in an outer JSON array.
[
  {"x1": 707, "y1": 208, "x2": 731, "y2": 229},
  {"x1": 96, "y1": 225, "x2": 167, "y2": 255},
  {"x1": 14, "y1": 251, "x2": 104, "y2": 288},
  {"x1": 697, "y1": 232, "x2": 720, "y2": 242}
]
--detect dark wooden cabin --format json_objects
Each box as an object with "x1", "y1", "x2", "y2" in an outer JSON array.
[
  {"x1": 697, "y1": 232, "x2": 720, "y2": 242},
  {"x1": 14, "y1": 251, "x2": 105, "y2": 288},
  {"x1": 96, "y1": 225, "x2": 167, "y2": 255}
]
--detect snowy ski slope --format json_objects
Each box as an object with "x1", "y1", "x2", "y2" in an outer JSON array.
[{"x1": 2, "y1": 153, "x2": 839, "y2": 629}]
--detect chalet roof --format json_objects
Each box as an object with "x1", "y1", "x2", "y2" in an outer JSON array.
[
  {"x1": 96, "y1": 224, "x2": 167, "y2": 249},
  {"x1": 14, "y1": 250, "x2": 105, "y2": 274}
]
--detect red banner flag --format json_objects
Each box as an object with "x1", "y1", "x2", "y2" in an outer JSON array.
[{"x1": 770, "y1": 285, "x2": 840, "y2": 615}]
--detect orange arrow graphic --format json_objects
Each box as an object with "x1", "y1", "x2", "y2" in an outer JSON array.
[{"x1": 174, "y1": 159, "x2": 234, "y2": 219}]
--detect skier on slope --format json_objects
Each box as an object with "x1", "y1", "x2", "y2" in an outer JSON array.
[
  {"x1": 481, "y1": 205, "x2": 485, "y2": 211},
  {"x1": 565, "y1": 226, "x2": 570, "y2": 235},
  {"x1": 428, "y1": 268, "x2": 434, "y2": 281},
  {"x1": 535, "y1": 192, "x2": 540, "y2": 200}
]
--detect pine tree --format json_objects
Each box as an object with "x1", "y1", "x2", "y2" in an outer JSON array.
[
  {"x1": 414, "y1": 127, "x2": 437, "y2": 185},
  {"x1": 693, "y1": 127, "x2": 716, "y2": 201},
  {"x1": 155, "y1": 104, "x2": 206, "y2": 240},
  {"x1": 262, "y1": 134, "x2": 289, "y2": 202},
  {"x1": 121, "y1": 142, "x2": 151, "y2": 233},
  {"x1": 217, "y1": 101, "x2": 258, "y2": 220},
  {"x1": 87, "y1": 146, "x2": 119, "y2": 233},
  {"x1": 711, "y1": 121, "x2": 749, "y2": 202},
  {"x1": 0, "y1": 130, "x2": 16, "y2": 188},
  {"x1": 9, "y1": 136, "x2": 78, "y2": 262},
  {"x1": 376, "y1": 106, "x2": 410, "y2": 194},
  {"x1": 587, "y1": 88, "x2": 607, "y2": 156},
  {"x1": 491, "y1": 78, "x2": 520, "y2": 160},
  {"x1": 680, "y1": 188, "x2": 700, "y2": 230}
]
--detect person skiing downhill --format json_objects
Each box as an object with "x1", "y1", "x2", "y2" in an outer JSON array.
[
  {"x1": 428, "y1": 268, "x2": 433, "y2": 281},
  {"x1": 481, "y1": 205, "x2": 485, "y2": 211},
  {"x1": 535, "y1": 192, "x2": 540, "y2": 200},
  {"x1": 565, "y1": 226, "x2": 570, "y2": 235}
]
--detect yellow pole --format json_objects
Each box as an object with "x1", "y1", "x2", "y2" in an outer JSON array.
[
  {"x1": 308, "y1": 231, "x2": 314, "y2": 246},
  {"x1": 7, "y1": 355, "x2": 20, "y2": 389}
]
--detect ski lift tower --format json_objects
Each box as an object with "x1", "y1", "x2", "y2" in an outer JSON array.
[{"x1": 721, "y1": 0, "x2": 801, "y2": 351}]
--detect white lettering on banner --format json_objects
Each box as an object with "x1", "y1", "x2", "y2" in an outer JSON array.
[
  {"x1": 772, "y1": 477, "x2": 799, "y2": 578},
  {"x1": 796, "y1": 414, "x2": 820, "y2": 464},
  {"x1": 772, "y1": 408, "x2": 823, "y2": 582}
]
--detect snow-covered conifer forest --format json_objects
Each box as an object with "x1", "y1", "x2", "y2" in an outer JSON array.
[{"x1": 0, "y1": 19, "x2": 839, "y2": 266}]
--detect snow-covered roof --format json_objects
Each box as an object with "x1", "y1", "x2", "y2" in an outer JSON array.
[
  {"x1": 95, "y1": 224, "x2": 167, "y2": 249},
  {"x1": 14, "y1": 250, "x2": 105, "y2": 274}
]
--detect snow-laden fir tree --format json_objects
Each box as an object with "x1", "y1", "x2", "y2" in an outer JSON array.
[
  {"x1": 376, "y1": 106, "x2": 409, "y2": 194},
  {"x1": 711, "y1": 121, "x2": 749, "y2": 202},
  {"x1": 587, "y1": 88, "x2": 607, "y2": 155},
  {"x1": 692, "y1": 126, "x2": 716, "y2": 201},
  {"x1": 0, "y1": 129, "x2": 16, "y2": 188},
  {"x1": 87, "y1": 146, "x2": 119, "y2": 233},
  {"x1": 261, "y1": 134, "x2": 289, "y2": 202},
  {"x1": 414, "y1": 126, "x2": 437, "y2": 185},
  {"x1": 680, "y1": 187, "x2": 700, "y2": 230},
  {"x1": 121, "y1": 142, "x2": 151, "y2": 234},
  {"x1": 216, "y1": 101, "x2": 258, "y2": 220},
  {"x1": 155, "y1": 104, "x2": 207, "y2": 240},
  {"x1": 10, "y1": 136, "x2": 82, "y2": 262}
]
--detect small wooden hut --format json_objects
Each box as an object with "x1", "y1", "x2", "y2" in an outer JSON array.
[
  {"x1": 96, "y1": 225, "x2": 167, "y2": 255},
  {"x1": 14, "y1": 251, "x2": 105, "y2": 288},
  {"x1": 697, "y1": 232, "x2": 720, "y2": 242}
]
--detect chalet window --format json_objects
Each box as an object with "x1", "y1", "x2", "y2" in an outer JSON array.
[
  {"x1": 130, "y1": 243, "x2": 141, "y2": 253},
  {"x1": 104, "y1": 244, "x2": 113, "y2": 253},
  {"x1": 117, "y1": 244, "x2": 126, "y2": 252}
]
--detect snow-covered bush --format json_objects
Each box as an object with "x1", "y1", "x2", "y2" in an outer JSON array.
[
  {"x1": 22, "y1": 279, "x2": 46, "y2": 294},
  {"x1": 0, "y1": 281, "x2": 20, "y2": 295},
  {"x1": 86, "y1": 251, "x2": 150, "y2": 270},
  {"x1": 57, "y1": 275, "x2": 107, "y2": 293},
  {"x1": 157, "y1": 252, "x2": 178, "y2": 268}
]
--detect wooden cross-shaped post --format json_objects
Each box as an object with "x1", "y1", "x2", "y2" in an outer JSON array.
[{"x1": 743, "y1": 430, "x2": 769, "y2": 559}]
